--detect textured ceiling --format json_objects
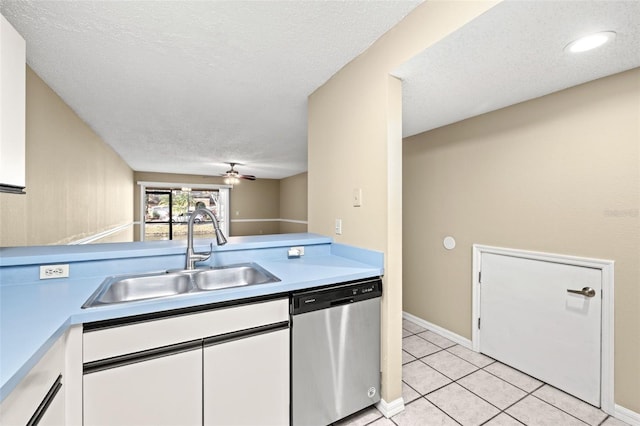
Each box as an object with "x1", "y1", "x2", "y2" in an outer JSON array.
[
  {"x1": 0, "y1": 0, "x2": 421, "y2": 179},
  {"x1": 393, "y1": 0, "x2": 640, "y2": 137},
  {"x1": 4, "y1": 1, "x2": 637, "y2": 179}
]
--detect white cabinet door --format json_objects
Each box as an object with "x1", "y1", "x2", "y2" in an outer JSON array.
[
  {"x1": 0, "y1": 337, "x2": 64, "y2": 426},
  {"x1": 36, "y1": 383, "x2": 65, "y2": 426},
  {"x1": 480, "y1": 252, "x2": 602, "y2": 405},
  {"x1": 0, "y1": 14, "x2": 26, "y2": 192},
  {"x1": 84, "y1": 347, "x2": 202, "y2": 426},
  {"x1": 204, "y1": 328, "x2": 289, "y2": 426}
]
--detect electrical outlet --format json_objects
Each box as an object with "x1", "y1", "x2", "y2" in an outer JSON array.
[
  {"x1": 39, "y1": 264, "x2": 69, "y2": 280},
  {"x1": 335, "y1": 219, "x2": 342, "y2": 235},
  {"x1": 287, "y1": 246, "x2": 305, "y2": 257}
]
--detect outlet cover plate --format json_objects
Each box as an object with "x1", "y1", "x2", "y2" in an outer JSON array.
[{"x1": 39, "y1": 264, "x2": 70, "y2": 279}]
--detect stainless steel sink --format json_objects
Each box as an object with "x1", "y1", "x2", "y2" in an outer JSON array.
[
  {"x1": 192, "y1": 263, "x2": 280, "y2": 290},
  {"x1": 82, "y1": 272, "x2": 195, "y2": 308},
  {"x1": 82, "y1": 263, "x2": 280, "y2": 308}
]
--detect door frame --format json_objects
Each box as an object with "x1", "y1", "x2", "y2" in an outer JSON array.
[{"x1": 471, "y1": 244, "x2": 614, "y2": 414}]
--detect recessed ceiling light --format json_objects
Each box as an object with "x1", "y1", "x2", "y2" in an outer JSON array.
[{"x1": 565, "y1": 31, "x2": 616, "y2": 53}]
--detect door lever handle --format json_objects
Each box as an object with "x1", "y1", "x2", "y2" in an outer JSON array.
[{"x1": 567, "y1": 287, "x2": 596, "y2": 298}]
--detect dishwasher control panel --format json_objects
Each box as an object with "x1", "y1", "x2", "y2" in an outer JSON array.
[{"x1": 291, "y1": 278, "x2": 382, "y2": 314}]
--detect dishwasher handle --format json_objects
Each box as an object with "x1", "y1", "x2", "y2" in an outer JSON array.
[{"x1": 330, "y1": 297, "x2": 354, "y2": 307}]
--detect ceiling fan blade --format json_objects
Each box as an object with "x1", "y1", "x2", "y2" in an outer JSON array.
[{"x1": 220, "y1": 163, "x2": 257, "y2": 181}]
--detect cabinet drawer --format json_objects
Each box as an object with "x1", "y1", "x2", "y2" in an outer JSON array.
[
  {"x1": 0, "y1": 336, "x2": 64, "y2": 425},
  {"x1": 84, "y1": 347, "x2": 202, "y2": 426},
  {"x1": 83, "y1": 298, "x2": 289, "y2": 362}
]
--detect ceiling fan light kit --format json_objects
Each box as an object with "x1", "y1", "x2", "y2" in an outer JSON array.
[
  {"x1": 223, "y1": 176, "x2": 240, "y2": 185},
  {"x1": 221, "y1": 163, "x2": 256, "y2": 185}
]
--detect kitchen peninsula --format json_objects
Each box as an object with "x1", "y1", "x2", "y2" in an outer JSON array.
[{"x1": 0, "y1": 233, "x2": 383, "y2": 425}]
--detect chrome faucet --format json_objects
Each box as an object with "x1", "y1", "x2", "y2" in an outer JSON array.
[{"x1": 185, "y1": 208, "x2": 227, "y2": 270}]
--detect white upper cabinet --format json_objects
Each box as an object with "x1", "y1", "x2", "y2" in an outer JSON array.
[{"x1": 0, "y1": 14, "x2": 26, "y2": 194}]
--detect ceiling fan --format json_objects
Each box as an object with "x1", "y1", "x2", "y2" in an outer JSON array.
[{"x1": 221, "y1": 162, "x2": 256, "y2": 183}]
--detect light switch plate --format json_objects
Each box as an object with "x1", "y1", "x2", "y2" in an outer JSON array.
[
  {"x1": 353, "y1": 188, "x2": 362, "y2": 207},
  {"x1": 335, "y1": 219, "x2": 342, "y2": 235}
]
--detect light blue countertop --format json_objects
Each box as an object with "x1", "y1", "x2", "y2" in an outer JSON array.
[{"x1": 0, "y1": 234, "x2": 383, "y2": 401}]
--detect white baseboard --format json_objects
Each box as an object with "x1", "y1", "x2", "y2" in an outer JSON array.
[
  {"x1": 376, "y1": 397, "x2": 404, "y2": 418},
  {"x1": 614, "y1": 404, "x2": 640, "y2": 426},
  {"x1": 402, "y1": 311, "x2": 472, "y2": 349},
  {"x1": 229, "y1": 218, "x2": 308, "y2": 224},
  {"x1": 67, "y1": 222, "x2": 136, "y2": 245}
]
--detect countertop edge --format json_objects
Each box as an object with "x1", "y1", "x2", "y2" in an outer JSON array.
[
  {"x1": 0, "y1": 319, "x2": 70, "y2": 402},
  {"x1": 0, "y1": 233, "x2": 332, "y2": 266}
]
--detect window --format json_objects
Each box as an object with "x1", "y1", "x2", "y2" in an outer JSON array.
[{"x1": 138, "y1": 182, "x2": 230, "y2": 242}]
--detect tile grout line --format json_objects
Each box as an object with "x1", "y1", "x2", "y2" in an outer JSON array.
[
  {"x1": 416, "y1": 356, "x2": 479, "y2": 383},
  {"x1": 479, "y1": 363, "x2": 544, "y2": 394},
  {"x1": 529, "y1": 385, "x2": 611, "y2": 426},
  {"x1": 397, "y1": 395, "x2": 464, "y2": 426},
  {"x1": 529, "y1": 393, "x2": 592, "y2": 425},
  {"x1": 597, "y1": 415, "x2": 616, "y2": 426},
  {"x1": 480, "y1": 411, "x2": 526, "y2": 426},
  {"x1": 411, "y1": 331, "x2": 495, "y2": 370},
  {"x1": 401, "y1": 379, "x2": 421, "y2": 399},
  {"x1": 425, "y1": 396, "x2": 465, "y2": 426}
]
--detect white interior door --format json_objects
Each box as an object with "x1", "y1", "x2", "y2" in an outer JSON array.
[{"x1": 479, "y1": 252, "x2": 601, "y2": 406}]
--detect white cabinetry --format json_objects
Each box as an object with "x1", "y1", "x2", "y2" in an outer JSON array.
[
  {"x1": 35, "y1": 380, "x2": 65, "y2": 426},
  {"x1": 204, "y1": 327, "x2": 289, "y2": 426},
  {"x1": 0, "y1": 14, "x2": 26, "y2": 194},
  {"x1": 0, "y1": 334, "x2": 65, "y2": 425},
  {"x1": 82, "y1": 298, "x2": 290, "y2": 426},
  {"x1": 84, "y1": 347, "x2": 202, "y2": 426}
]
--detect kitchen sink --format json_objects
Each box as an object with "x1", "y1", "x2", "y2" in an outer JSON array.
[
  {"x1": 82, "y1": 263, "x2": 280, "y2": 308},
  {"x1": 82, "y1": 272, "x2": 195, "y2": 308},
  {"x1": 192, "y1": 263, "x2": 281, "y2": 290}
]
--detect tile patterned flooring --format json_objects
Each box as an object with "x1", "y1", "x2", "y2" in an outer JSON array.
[{"x1": 335, "y1": 319, "x2": 629, "y2": 426}]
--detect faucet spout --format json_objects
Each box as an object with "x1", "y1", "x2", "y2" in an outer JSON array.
[{"x1": 185, "y1": 208, "x2": 227, "y2": 270}]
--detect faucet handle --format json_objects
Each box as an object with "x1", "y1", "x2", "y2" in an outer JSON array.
[{"x1": 195, "y1": 242, "x2": 213, "y2": 259}]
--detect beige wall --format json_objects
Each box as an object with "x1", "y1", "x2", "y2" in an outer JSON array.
[
  {"x1": 308, "y1": 0, "x2": 500, "y2": 403},
  {"x1": 227, "y1": 176, "x2": 280, "y2": 236},
  {"x1": 0, "y1": 67, "x2": 133, "y2": 246},
  {"x1": 134, "y1": 172, "x2": 309, "y2": 237},
  {"x1": 403, "y1": 68, "x2": 640, "y2": 411},
  {"x1": 279, "y1": 172, "x2": 307, "y2": 233}
]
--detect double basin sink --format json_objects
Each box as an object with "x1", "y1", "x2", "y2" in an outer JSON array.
[{"x1": 82, "y1": 263, "x2": 280, "y2": 308}]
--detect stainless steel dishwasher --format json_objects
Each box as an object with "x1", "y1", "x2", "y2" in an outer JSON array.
[{"x1": 291, "y1": 277, "x2": 382, "y2": 426}]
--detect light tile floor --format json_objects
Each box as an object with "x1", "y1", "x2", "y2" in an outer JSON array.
[{"x1": 335, "y1": 319, "x2": 630, "y2": 426}]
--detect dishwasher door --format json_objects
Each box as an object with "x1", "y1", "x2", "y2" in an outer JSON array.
[{"x1": 291, "y1": 280, "x2": 381, "y2": 426}]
